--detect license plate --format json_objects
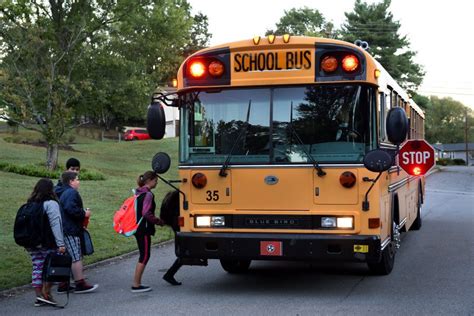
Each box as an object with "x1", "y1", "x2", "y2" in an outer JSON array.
[{"x1": 260, "y1": 241, "x2": 282, "y2": 256}]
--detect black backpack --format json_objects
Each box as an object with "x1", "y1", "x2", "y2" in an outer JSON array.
[
  {"x1": 160, "y1": 190, "x2": 180, "y2": 232},
  {"x1": 13, "y1": 202, "x2": 53, "y2": 248}
]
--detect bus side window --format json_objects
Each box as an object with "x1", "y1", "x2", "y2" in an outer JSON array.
[{"x1": 379, "y1": 92, "x2": 386, "y2": 141}]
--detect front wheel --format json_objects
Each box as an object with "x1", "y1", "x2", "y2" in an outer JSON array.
[
  {"x1": 368, "y1": 220, "x2": 399, "y2": 275},
  {"x1": 220, "y1": 259, "x2": 251, "y2": 274},
  {"x1": 410, "y1": 190, "x2": 423, "y2": 230}
]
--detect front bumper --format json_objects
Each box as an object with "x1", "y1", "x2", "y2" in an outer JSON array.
[{"x1": 176, "y1": 232, "x2": 382, "y2": 263}]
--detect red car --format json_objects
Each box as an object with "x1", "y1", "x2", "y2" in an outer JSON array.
[{"x1": 123, "y1": 128, "x2": 151, "y2": 141}]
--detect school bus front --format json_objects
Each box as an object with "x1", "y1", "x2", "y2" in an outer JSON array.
[{"x1": 163, "y1": 36, "x2": 414, "y2": 274}]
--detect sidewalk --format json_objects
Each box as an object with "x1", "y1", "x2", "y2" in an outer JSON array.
[{"x1": 0, "y1": 240, "x2": 179, "y2": 314}]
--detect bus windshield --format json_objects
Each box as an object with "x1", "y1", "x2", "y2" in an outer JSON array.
[{"x1": 180, "y1": 84, "x2": 376, "y2": 165}]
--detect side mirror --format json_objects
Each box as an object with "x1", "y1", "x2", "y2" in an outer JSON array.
[
  {"x1": 147, "y1": 102, "x2": 166, "y2": 139},
  {"x1": 152, "y1": 152, "x2": 171, "y2": 174},
  {"x1": 386, "y1": 107, "x2": 408, "y2": 145},
  {"x1": 363, "y1": 149, "x2": 393, "y2": 172}
]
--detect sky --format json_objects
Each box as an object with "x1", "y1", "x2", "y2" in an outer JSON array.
[{"x1": 188, "y1": 0, "x2": 474, "y2": 110}]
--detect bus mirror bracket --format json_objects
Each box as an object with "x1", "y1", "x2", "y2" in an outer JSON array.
[
  {"x1": 152, "y1": 152, "x2": 189, "y2": 210},
  {"x1": 362, "y1": 149, "x2": 393, "y2": 211}
]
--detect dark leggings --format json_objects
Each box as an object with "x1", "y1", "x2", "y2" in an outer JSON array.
[{"x1": 135, "y1": 232, "x2": 151, "y2": 265}]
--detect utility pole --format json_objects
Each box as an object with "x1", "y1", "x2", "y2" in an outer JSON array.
[{"x1": 465, "y1": 108, "x2": 469, "y2": 166}]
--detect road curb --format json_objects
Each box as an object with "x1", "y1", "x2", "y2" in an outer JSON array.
[{"x1": 0, "y1": 239, "x2": 174, "y2": 299}]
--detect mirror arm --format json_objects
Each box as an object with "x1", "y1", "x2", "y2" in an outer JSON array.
[
  {"x1": 157, "y1": 175, "x2": 188, "y2": 210},
  {"x1": 362, "y1": 172, "x2": 383, "y2": 211},
  {"x1": 151, "y1": 91, "x2": 178, "y2": 107}
]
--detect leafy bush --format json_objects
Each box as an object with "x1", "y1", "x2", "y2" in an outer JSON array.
[
  {"x1": 452, "y1": 158, "x2": 466, "y2": 165},
  {"x1": 437, "y1": 158, "x2": 449, "y2": 166},
  {"x1": 437, "y1": 158, "x2": 466, "y2": 166},
  {"x1": 0, "y1": 162, "x2": 105, "y2": 180}
]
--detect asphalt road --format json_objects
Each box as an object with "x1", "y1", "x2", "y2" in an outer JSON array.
[{"x1": 1, "y1": 166, "x2": 473, "y2": 315}]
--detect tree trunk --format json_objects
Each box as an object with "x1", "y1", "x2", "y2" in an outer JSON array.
[{"x1": 46, "y1": 143, "x2": 59, "y2": 171}]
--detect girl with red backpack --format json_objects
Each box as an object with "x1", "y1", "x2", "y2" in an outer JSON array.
[{"x1": 131, "y1": 171, "x2": 164, "y2": 293}]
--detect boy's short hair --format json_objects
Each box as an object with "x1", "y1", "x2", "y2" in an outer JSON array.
[
  {"x1": 61, "y1": 171, "x2": 78, "y2": 186},
  {"x1": 66, "y1": 158, "x2": 80, "y2": 170}
]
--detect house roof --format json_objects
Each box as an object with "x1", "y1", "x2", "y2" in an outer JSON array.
[{"x1": 433, "y1": 143, "x2": 474, "y2": 152}]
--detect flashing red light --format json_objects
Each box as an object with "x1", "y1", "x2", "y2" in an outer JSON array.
[
  {"x1": 342, "y1": 54, "x2": 359, "y2": 72},
  {"x1": 321, "y1": 55, "x2": 338, "y2": 72},
  {"x1": 412, "y1": 166, "x2": 422, "y2": 176},
  {"x1": 189, "y1": 61, "x2": 206, "y2": 78},
  {"x1": 208, "y1": 60, "x2": 224, "y2": 77}
]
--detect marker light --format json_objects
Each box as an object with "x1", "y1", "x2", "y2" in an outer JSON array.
[
  {"x1": 208, "y1": 60, "x2": 224, "y2": 77},
  {"x1": 369, "y1": 218, "x2": 380, "y2": 228},
  {"x1": 337, "y1": 217, "x2": 353, "y2": 229},
  {"x1": 321, "y1": 55, "x2": 338, "y2": 73},
  {"x1": 413, "y1": 166, "x2": 421, "y2": 175},
  {"x1": 283, "y1": 34, "x2": 291, "y2": 43},
  {"x1": 374, "y1": 69, "x2": 381, "y2": 78},
  {"x1": 268, "y1": 34, "x2": 275, "y2": 44},
  {"x1": 339, "y1": 171, "x2": 356, "y2": 188},
  {"x1": 253, "y1": 36, "x2": 261, "y2": 45},
  {"x1": 192, "y1": 172, "x2": 207, "y2": 189},
  {"x1": 342, "y1": 54, "x2": 359, "y2": 72},
  {"x1": 172, "y1": 78, "x2": 178, "y2": 87},
  {"x1": 189, "y1": 61, "x2": 206, "y2": 78}
]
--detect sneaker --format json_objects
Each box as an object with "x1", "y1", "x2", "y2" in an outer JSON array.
[
  {"x1": 163, "y1": 274, "x2": 182, "y2": 286},
  {"x1": 37, "y1": 294, "x2": 57, "y2": 306},
  {"x1": 57, "y1": 284, "x2": 75, "y2": 294},
  {"x1": 34, "y1": 298, "x2": 46, "y2": 307},
  {"x1": 74, "y1": 282, "x2": 99, "y2": 294},
  {"x1": 131, "y1": 285, "x2": 152, "y2": 293}
]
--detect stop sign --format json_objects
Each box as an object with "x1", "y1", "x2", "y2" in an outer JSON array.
[{"x1": 398, "y1": 139, "x2": 436, "y2": 176}]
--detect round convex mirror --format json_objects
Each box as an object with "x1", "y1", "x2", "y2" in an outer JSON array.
[
  {"x1": 152, "y1": 152, "x2": 171, "y2": 174},
  {"x1": 363, "y1": 149, "x2": 393, "y2": 173}
]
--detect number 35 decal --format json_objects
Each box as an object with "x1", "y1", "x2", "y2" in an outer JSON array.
[{"x1": 206, "y1": 190, "x2": 219, "y2": 201}]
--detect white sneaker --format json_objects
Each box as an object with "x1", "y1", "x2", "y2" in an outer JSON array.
[{"x1": 131, "y1": 285, "x2": 152, "y2": 293}]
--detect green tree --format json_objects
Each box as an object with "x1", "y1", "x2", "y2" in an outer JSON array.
[
  {"x1": 0, "y1": 0, "x2": 114, "y2": 169},
  {"x1": 73, "y1": 0, "x2": 201, "y2": 130},
  {"x1": 425, "y1": 96, "x2": 473, "y2": 144},
  {"x1": 1, "y1": 0, "x2": 211, "y2": 167},
  {"x1": 340, "y1": 0, "x2": 424, "y2": 92},
  {"x1": 266, "y1": 7, "x2": 334, "y2": 37},
  {"x1": 412, "y1": 93, "x2": 431, "y2": 111},
  {"x1": 184, "y1": 12, "x2": 212, "y2": 56}
]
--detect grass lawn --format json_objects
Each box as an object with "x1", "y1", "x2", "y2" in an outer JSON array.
[{"x1": 0, "y1": 127, "x2": 179, "y2": 290}]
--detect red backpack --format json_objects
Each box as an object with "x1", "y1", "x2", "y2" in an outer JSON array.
[{"x1": 113, "y1": 194, "x2": 143, "y2": 237}]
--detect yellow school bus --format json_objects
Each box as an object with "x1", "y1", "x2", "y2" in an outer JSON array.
[{"x1": 148, "y1": 36, "x2": 425, "y2": 275}]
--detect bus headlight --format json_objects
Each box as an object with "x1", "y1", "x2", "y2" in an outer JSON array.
[
  {"x1": 321, "y1": 217, "x2": 337, "y2": 228},
  {"x1": 337, "y1": 217, "x2": 353, "y2": 229},
  {"x1": 321, "y1": 216, "x2": 353, "y2": 229},
  {"x1": 195, "y1": 216, "x2": 226, "y2": 228}
]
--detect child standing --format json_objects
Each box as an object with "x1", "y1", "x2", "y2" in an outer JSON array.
[
  {"x1": 25, "y1": 178, "x2": 66, "y2": 306},
  {"x1": 131, "y1": 171, "x2": 164, "y2": 293}
]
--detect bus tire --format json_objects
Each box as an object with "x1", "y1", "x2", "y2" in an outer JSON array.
[
  {"x1": 410, "y1": 189, "x2": 422, "y2": 230},
  {"x1": 368, "y1": 220, "x2": 398, "y2": 275},
  {"x1": 220, "y1": 259, "x2": 251, "y2": 274}
]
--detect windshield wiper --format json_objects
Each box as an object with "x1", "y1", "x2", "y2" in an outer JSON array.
[
  {"x1": 288, "y1": 101, "x2": 326, "y2": 177},
  {"x1": 219, "y1": 100, "x2": 252, "y2": 177}
]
